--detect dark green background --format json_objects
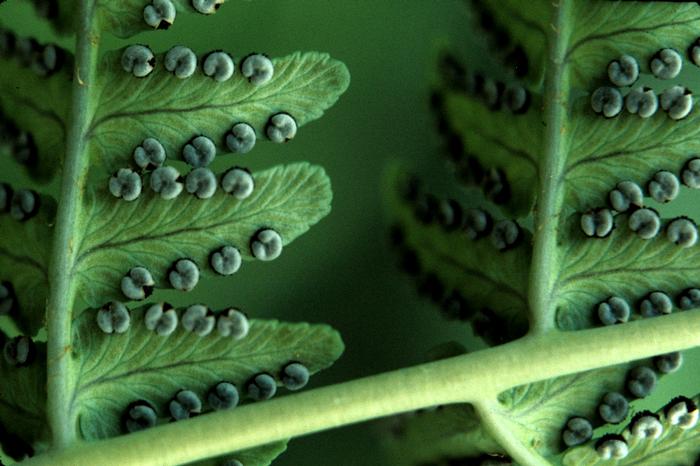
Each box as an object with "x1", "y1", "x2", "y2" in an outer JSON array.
[{"x1": 1, "y1": 1, "x2": 699, "y2": 465}]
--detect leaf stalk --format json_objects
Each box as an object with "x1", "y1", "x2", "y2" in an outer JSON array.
[
  {"x1": 46, "y1": 0, "x2": 99, "y2": 448},
  {"x1": 528, "y1": 0, "x2": 573, "y2": 334}
]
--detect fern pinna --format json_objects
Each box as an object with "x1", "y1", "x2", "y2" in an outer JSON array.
[
  {"x1": 0, "y1": 0, "x2": 348, "y2": 465},
  {"x1": 386, "y1": 1, "x2": 700, "y2": 465}
]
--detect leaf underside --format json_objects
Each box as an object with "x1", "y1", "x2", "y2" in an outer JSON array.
[
  {"x1": 382, "y1": 404, "x2": 504, "y2": 466},
  {"x1": 0, "y1": 338, "x2": 47, "y2": 460},
  {"x1": 563, "y1": 100, "x2": 700, "y2": 213},
  {"x1": 388, "y1": 169, "x2": 531, "y2": 344},
  {"x1": 566, "y1": 2, "x2": 700, "y2": 89},
  {"x1": 554, "y1": 1, "x2": 700, "y2": 332},
  {"x1": 98, "y1": 0, "x2": 234, "y2": 39},
  {"x1": 439, "y1": 89, "x2": 541, "y2": 216},
  {"x1": 17, "y1": 0, "x2": 77, "y2": 34},
  {"x1": 72, "y1": 306, "x2": 344, "y2": 440},
  {"x1": 74, "y1": 162, "x2": 331, "y2": 308},
  {"x1": 557, "y1": 214, "x2": 700, "y2": 330},
  {"x1": 1, "y1": 2, "x2": 351, "y2": 466},
  {"x1": 445, "y1": 1, "x2": 700, "y2": 330},
  {"x1": 0, "y1": 201, "x2": 54, "y2": 335},
  {"x1": 470, "y1": 0, "x2": 549, "y2": 86},
  {"x1": 390, "y1": 0, "x2": 700, "y2": 465},
  {"x1": 0, "y1": 33, "x2": 71, "y2": 183},
  {"x1": 188, "y1": 441, "x2": 289, "y2": 466},
  {"x1": 496, "y1": 364, "x2": 632, "y2": 460},
  {"x1": 90, "y1": 49, "x2": 350, "y2": 174},
  {"x1": 562, "y1": 394, "x2": 700, "y2": 466}
]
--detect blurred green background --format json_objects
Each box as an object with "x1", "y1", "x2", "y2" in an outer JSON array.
[{"x1": 1, "y1": 1, "x2": 699, "y2": 465}]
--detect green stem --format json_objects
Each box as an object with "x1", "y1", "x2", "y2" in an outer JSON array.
[
  {"x1": 27, "y1": 310, "x2": 700, "y2": 466},
  {"x1": 46, "y1": 0, "x2": 98, "y2": 448},
  {"x1": 528, "y1": 0, "x2": 573, "y2": 334}
]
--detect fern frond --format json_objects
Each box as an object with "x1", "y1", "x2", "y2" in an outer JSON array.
[
  {"x1": 389, "y1": 169, "x2": 530, "y2": 344},
  {"x1": 0, "y1": 334, "x2": 47, "y2": 461},
  {"x1": 566, "y1": 2, "x2": 700, "y2": 89},
  {"x1": 72, "y1": 306, "x2": 343, "y2": 440},
  {"x1": 557, "y1": 214, "x2": 700, "y2": 330},
  {"x1": 382, "y1": 404, "x2": 505, "y2": 466},
  {"x1": 98, "y1": 0, "x2": 241, "y2": 38},
  {"x1": 187, "y1": 441, "x2": 289, "y2": 466},
  {"x1": 0, "y1": 26, "x2": 71, "y2": 182},
  {"x1": 0, "y1": 191, "x2": 54, "y2": 335},
  {"x1": 386, "y1": 1, "x2": 700, "y2": 465},
  {"x1": 562, "y1": 394, "x2": 700, "y2": 465},
  {"x1": 89, "y1": 49, "x2": 349, "y2": 174},
  {"x1": 74, "y1": 162, "x2": 331, "y2": 308}
]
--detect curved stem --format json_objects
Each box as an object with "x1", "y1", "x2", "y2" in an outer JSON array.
[
  {"x1": 46, "y1": 0, "x2": 99, "y2": 448},
  {"x1": 528, "y1": 0, "x2": 573, "y2": 334},
  {"x1": 27, "y1": 309, "x2": 700, "y2": 466}
]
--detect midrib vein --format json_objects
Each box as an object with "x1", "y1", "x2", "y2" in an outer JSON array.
[{"x1": 527, "y1": 1, "x2": 573, "y2": 334}]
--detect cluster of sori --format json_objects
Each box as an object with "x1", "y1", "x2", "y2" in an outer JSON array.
[
  {"x1": 567, "y1": 393, "x2": 698, "y2": 460},
  {"x1": 401, "y1": 176, "x2": 522, "y2": 252},
  {"x1": 416, "y1": 453, "x2": 513, "y2": 466},
  {"x1": 117, "y1": 235, "x2": 280, "y2": 300},
  {"x1": 0, "y1": 108, "x2": 38, "y2": 170},
  {"x1": 591, "y1": 47, "x2": 696, "y2": 120},
  {"x1": 142, "y1": 0, "x2": 226, "y2": 29},
  {"x1": 121, "y1": 361, "x2": 310, "y2": 433},
  {"x1": 468, "y1": 0, "x2": 529, "y2": 79},
  {"x1": 121, "y1": 261, "x2": 199, "y2": 298},
  {"x1": 580, "y1": 166, "x2": 699, "y2": 247},
  {"x1": 1, "y1": 334, "x2": 35, "y2": 367},
  {"x1": 0, "y1": 183, "x2": 40, "y2": 222},
  {"x1": 0, "y1": 281, "x2": 15, "y2": 318},
  {"x1": 122, "y1": 44, "x2": 278, "y2": 89},
  {"x1": 430, "y1": 73, "x2": 516, "y2": 207},
  {"x1": 391, "y1": 225, "x2": 468, "y2": 322},
  {"x1": 390, "y1": 181, "x2": 527, "y2": 345},
  {"x1": 561, "y1": 354, "x2": 688, "y2": 458},
  {"x1": 0, "y1": 26, "x2": 66, "y2": 78},
  {"x1": 96, "y1": 300, "x2": 251, "y2": 338},
  {"x1": 436, "y1": 52, "x2": 530, "y2": 115},
  {"x1": 109, "y1": 135, "x2": 260, "y2": 201},
  {"x1": 1, "y1": 334, "x2": 38, "y2": 455},
  {"x1": 595, "y1": 287, "x2": 700, "y2": 326}
]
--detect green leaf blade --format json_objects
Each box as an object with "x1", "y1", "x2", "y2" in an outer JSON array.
[
  {"x1": 97, "y1": 0, "x2": 233, "y2": 39},
  {"x1": 382, "y1": 404, "x2": 503, "y2": 466},
  {"x1": 563, "y1": 101, "x2": 700, "y2": 212},
  {"x1": 556, "y1": 215, "x2": 698, "y2": 330},
  {"x1": 72, "y1": 307, "x2": 344, "y2": 441},
  {"x1": 0, "y1": 338, "x2": 47, "y2": 459},
  {"x1": 441, "y1": 90, "x2": 541, "y2": 215},
  {"x1": 470, "y1": 0, "x2": 550, "y2": 85},
  {"x1": 562, "y1": 394, "x2": 700, "y2": 466},
  {"x1": 74, "y1": 162, "x2": 331, "y2": 308},
  {"x1": 0, "y1": 201, "x2": 54, "y2": 335},
  {"x1": 89, "y1": 50, "x2": 350, "y2": 173},
  {"x1": 228, "y1": 442, "x2": 288, "y2": 466},
  {"x1": 496, "y1": 365, "x2": 631, "y2": 460},
  {"x1": 187, "y1": 441, "x2": 288, "y2": 466},
  {"x1": 0, "y1": 36, "x2": 72, "y2": 182},
  {"x1": 567, "y1": 2, "x2": 700, "y2": 90},
  {"x1": 389, "y1": 168, "x2": 531, "y2": 343}
]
